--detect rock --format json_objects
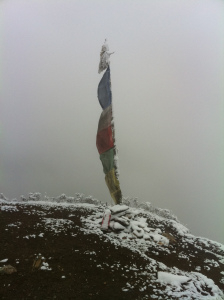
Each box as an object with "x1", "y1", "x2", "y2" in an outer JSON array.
[
  {"x1": 0, "y1": 265, "x2": 17, "y2": 274},
  {"x1": 32, "y1": 256, "x2": 43, "y2": 270},
  {"x1": 133, "y1": 228, "x2": 144, "y2": 238},
  {"x1": 162, "y1": 232, "x2": 177, "y2": 244},
  {"x1": 109, "y1": 221, "x2": 125, "y2": 231},
  {"x1": 110, "y1": 205, "x2": 129, "y2": 215},
  {"x1": 113, "y1": 216, "x2": 130, "y2": 227}
]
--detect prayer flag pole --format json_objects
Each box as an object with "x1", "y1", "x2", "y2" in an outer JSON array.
[{"x1": 96, "y1": 40, "x2": 122, "y2": 205}]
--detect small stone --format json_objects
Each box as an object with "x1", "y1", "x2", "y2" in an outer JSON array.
[{"x1": 0, "y1": 265, "x2": 17, "y2": 274}]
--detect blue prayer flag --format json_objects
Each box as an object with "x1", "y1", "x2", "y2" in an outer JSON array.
[{"x1": 97, "y1": 67, "x2": 112, "y2": 109}]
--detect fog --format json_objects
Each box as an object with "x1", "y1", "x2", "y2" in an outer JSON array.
[{"x1": 1, "y1": 0, "x2": 223, "y2": 244}]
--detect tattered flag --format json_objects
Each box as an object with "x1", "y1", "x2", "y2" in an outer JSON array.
[{"x1": 97, "y1": 42, "x2": 122, "y2": 204}]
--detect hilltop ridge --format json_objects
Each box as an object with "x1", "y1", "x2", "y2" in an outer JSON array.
[{"x1": 0, "y1": 193, "x2": 223, "y2": 299}]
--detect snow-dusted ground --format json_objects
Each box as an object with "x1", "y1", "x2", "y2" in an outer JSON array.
[
  {"x1": 81, "y1": 204, "x2": 224, "y2": 299},
  {"x1": 0, "y1": 193, "x2": 224, "y2": 299}
]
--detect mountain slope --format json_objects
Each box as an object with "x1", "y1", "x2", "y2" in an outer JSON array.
[{"x1": 0, "y1": 194, "x2": 223, "y2": 300}]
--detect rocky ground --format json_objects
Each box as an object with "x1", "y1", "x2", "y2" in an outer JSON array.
[{"x1": 0, "y1": 195, "x2": 223, "y2": 300}]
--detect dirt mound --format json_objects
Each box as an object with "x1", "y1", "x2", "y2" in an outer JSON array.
[{"x1": 0, "y1": 199, "x2": 223, "y2": 300}]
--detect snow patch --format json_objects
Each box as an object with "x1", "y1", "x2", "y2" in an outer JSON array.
[
  {"x1": 42, "y1": 218, "x2": 74, "y2": 234},
  {"x1": 158, "y1": 271, "x2": 189, "y2": 285},
  {"x1": 157, "y1": 271, "x2": 223, "y2": 299},
  {"x1": 40, "y1": 262, "x2": 52, "y2": 271},
  {"x1": 1, "y1": 205, "x2": 19, "y2": 212}
]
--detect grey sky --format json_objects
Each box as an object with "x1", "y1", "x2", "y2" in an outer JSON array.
[{"x1": 1, "y1": 0, "x2": 223, "y2": 244}]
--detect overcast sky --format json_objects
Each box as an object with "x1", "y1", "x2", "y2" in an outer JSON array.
[{"x1": 1, "y1": 0, "x2": 223, "y2": 244}]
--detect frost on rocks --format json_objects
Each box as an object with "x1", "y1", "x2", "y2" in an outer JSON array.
[
  {"x1": 157, "y1": 271, "x2": 223, "y2": 299},
  {"x1": 1, "y1": 205, "x2": 19, "y2": 212},
  {"x1": 82, "y1": 205, "x2": 170, "y2": 248},
  {"x1": 110, "y1": 221, "x2": 125, "y2": 231},
  {"x1": 80, "y1": 203, "x2": 224, "y2": 299},
  {"x1": 110, "y1": 205, "x2": 129, "y2": 215},
  {"x1": 40, "y1": 262, "x2": 52, "y2": 271}
]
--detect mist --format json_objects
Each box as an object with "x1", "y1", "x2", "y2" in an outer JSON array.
[{"x1": 1, "y1": 0, "x2": 223, "y2": 244}]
